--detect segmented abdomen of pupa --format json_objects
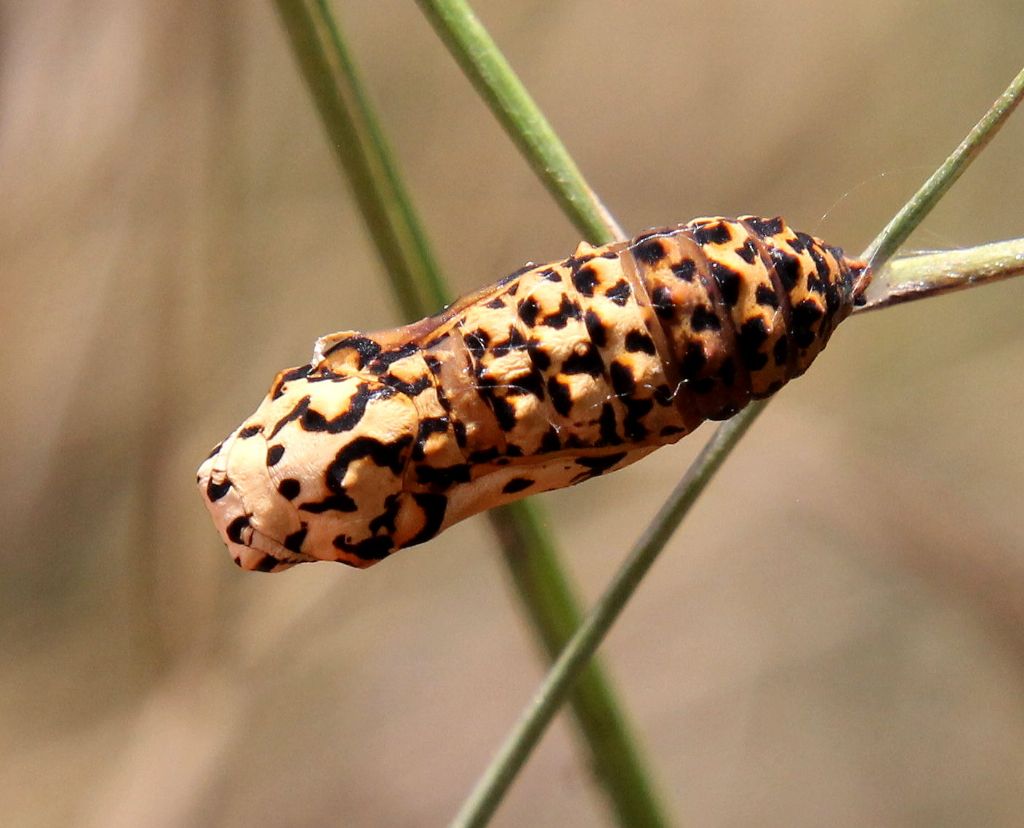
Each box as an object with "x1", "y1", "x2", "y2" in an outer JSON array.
[{"x1": 197, "y1": 216, "x2": 870, "y2": 572}]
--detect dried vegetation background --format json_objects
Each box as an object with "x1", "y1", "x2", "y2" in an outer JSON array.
[{"x1": 2, "y1": 2, "x2": 1024, "y2": 826}]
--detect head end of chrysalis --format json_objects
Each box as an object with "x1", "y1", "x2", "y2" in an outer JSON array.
[
  {"x1": 197, "y1": 362, "x2": 425, "y2": 572},
  {"x1": 197, "y1": 424, "x2": 308, "y2": 572}
]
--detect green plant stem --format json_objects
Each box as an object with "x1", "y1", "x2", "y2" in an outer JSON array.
[
  {"x1": 487, "y1": 499, "x2": 668, "y2": 825},
  {"x1": 416, "y1": 0, "x2": 625, "y2": 245},
  {"x1": 273, "y1": 4, "x2": 667, "y2": 826},
  {"x1": 858, "y1": 236, "x2": 1024, "y2": 313},
  {"x1": 451, "y1": 406, "x2": 766, "y2": 828},
  {"x1": 454, "y1": 62, "x2": 1024, "y2": 828},
  {"x1": 274, "y1": 0, "x2": 448, "y2": 317}
]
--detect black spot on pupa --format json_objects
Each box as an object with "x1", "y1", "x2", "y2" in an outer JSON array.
[
  {"x1": 584, "y1": 309, "x2": 608, "y2": 347},
  {"x1": 598, "y1": 402, "x2": 621, "y2": 445},
  {"x1": 489, "y1": 395, "x2": 518, "y2": 431},
  {"x1": 238, "y1": 425, "x2": 261, "y2": 439},
  {"x1": 539, "y1": 426, "x2": 561, "y2": 453},
  {"x1": 671, "y1": 259, "x2": 697, "y2": 281},
  {"x1": 412, "y1": 417, "x2": 449, "y2": 460},
  {"x1": 526, "y1": 338, "x2": 552, "y2": 371},
  {"x1": 324, "y1": 335, "x2": 383, "y2": 364},
  {"x1": 693, "y1": 221, "x2": 732, "y2": 246},
  {"x1": 407, "y1": 493, "x2": 448, "y2": 545},
  {"x1": 485, "y1": 297, "x2": 506, "y2": 309},
  {"x1": 572, "y1": 451, "x2": 628, "y2": 481},
  {"x1": 464, "y1": 329, "x2": 490, "y2": 360},
  {"x1": 755, "y1": 284, "x2": 780, "y2": 308},
  {"x1": 491, "y1": 326, "x2": 524, "y2": 358},
  {"x1": 367, "y1": 343, "x2": 420, "y2": 372},
  {"x1": 791, "y1": 299, "x2": 824, "y2": 349},
  {"x1": 415, "y1": 463, "x2": 472, "y2": 489},
  {"x1": 509, "y1": 368, "x2": 546, "y2": 400},
  {"x1": 773, "y1": 335, "x2": 789, "y2": 367},
  {"x1": 424, "y1": 354, "x2": 443, "y2": 375},
  {"x1": 624, "y1": 330, "x2": 656, "y2": 355},
  {"x1": 542, "y1": 294, "x2": 582, "y2": 329},
  {"x1": 496, "y1": 262, "x2": 536, "y2": 286},
  {"x1": 678, "y1": 342, "x2": 707, "y2": 380},
  {"x1": 653, "y1": 384, "x2": 675, "y2": 406},
  {"x1": 518, "y1": 297, "x2": 541, "y2": 326},
  {"x1": 737, "y1": 317, "x2": 770, "y2": 371},
  {"x1": 278, "y1": 478, "x2": 301, "y2": 500},
  {"x1": 226, "y1": 516, "x2": 250, "y2": 544},
  {"x1": 690, "y1": 304, "x2": 721, "y2": 332},
  {"x1": 206, "y1": 479, "x2": 231, "y2": 502},
  {"x1": 634, "y1": 238, "x2": 667, "y2": 265},
  {"x1": 746, "y1": 216, "x2": 784, "y2": 238},
  {"x1": 502, "y1": 477, "x2": 534, "y2": 494},
  {"x1": 266, "y1": 445, "x2": 285, "y2": 467},
  {"x1": 563, "y1": 433, "x2": 586, "y2": 450},
  {"x1": 770, "y1": 248, "x2": 802, "y2": 291},
  {"x1": 253, "y1": 555, "x2": 278, "y2": 573},
  {"x1": 468, "y1": 447, "x2": 501, "y2": 464},
  {"x1": 736, "y1": 240, "x2": 758, "y2": 263},
  {"x1": 380, "y1": 373, "x2": 432, "y2": 397},
  {"x1": 605, "y1": 279, "x2": 632, "y2": 306},
  {"x1": 709, "y1": 261, "x2": 742, "y2": 306},
  {"x1": 562, "y1": 342, "x2": 604, "y2": 376},
  {"x1": 294, "y1": 385, "x2": 381, "y2": 435},
  {"x1": 271, "y1": 365, "x2": 311, "y2": 400},
  {"x1": 325, "y1": 434, "x2": 411, "y2": 493},
  {"x1": 300, "y1": 492, "x2": 357, "y2": 513},
  {"x1": 283, "y1": 526, "x2": 307, "y2": 553},
  {"x1": 369, "y1": 494, "x2": 402, "y2": 535},
  {"x1": 334, "y1": 534, "x2": 394, "y2": 561},
  {"x1": 270, "y1": 384, "x2": 386, "y2": 439},
  {"x1": 547, "y1": 376, "x2": 573, "y2": 416},
  {"x1": 572, "y1": 264, "x2": 599, "y2": 296},
  {"x1": 621, "y1": 398, "x2": 652, "y2": 441},
  {"x1": 608, "y1": 360, "x2": 636, "y2": 396},
  {"x1": 651, "y1": 285, "x2": 675, "y2": 319}
]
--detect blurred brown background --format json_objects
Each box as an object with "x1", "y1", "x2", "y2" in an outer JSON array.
[{"x1": 2, "y1": 2, "x2": 1023, "y2": 826}]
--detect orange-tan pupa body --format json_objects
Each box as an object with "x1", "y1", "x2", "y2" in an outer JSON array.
[{"x1": 197, "y1": 216, "x2": 870, "y2": 571}]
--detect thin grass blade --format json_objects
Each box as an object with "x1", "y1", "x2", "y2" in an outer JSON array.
[{"x1": 416, "y1": 0, "x2": 625, "y2": 244}]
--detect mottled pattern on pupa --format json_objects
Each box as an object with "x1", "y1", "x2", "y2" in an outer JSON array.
[{"x1": 197, "y1": 216, "x2": 870, "y2": 571}]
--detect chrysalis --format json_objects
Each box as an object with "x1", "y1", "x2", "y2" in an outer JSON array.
[{"x1": 197, "y1": 216, "x2": 870, "y2": 571}]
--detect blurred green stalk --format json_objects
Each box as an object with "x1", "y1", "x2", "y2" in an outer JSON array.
[
  {"x1": 452, "y1": 63, "x2": 1024, "y2": 828},
  {"x1": 860, "y1": 236, "x2": 1024, "y2": 312},
  {"x1": 273, "y1": 0, "x2": 447, "y2": 318},
  {"x1": 272, "y1": 2, "x2": 668, "y2": 826}
]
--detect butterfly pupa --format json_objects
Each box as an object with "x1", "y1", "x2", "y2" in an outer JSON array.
[{"x1": 197, "y1": 215, "x2": 870, "y2": 571}]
